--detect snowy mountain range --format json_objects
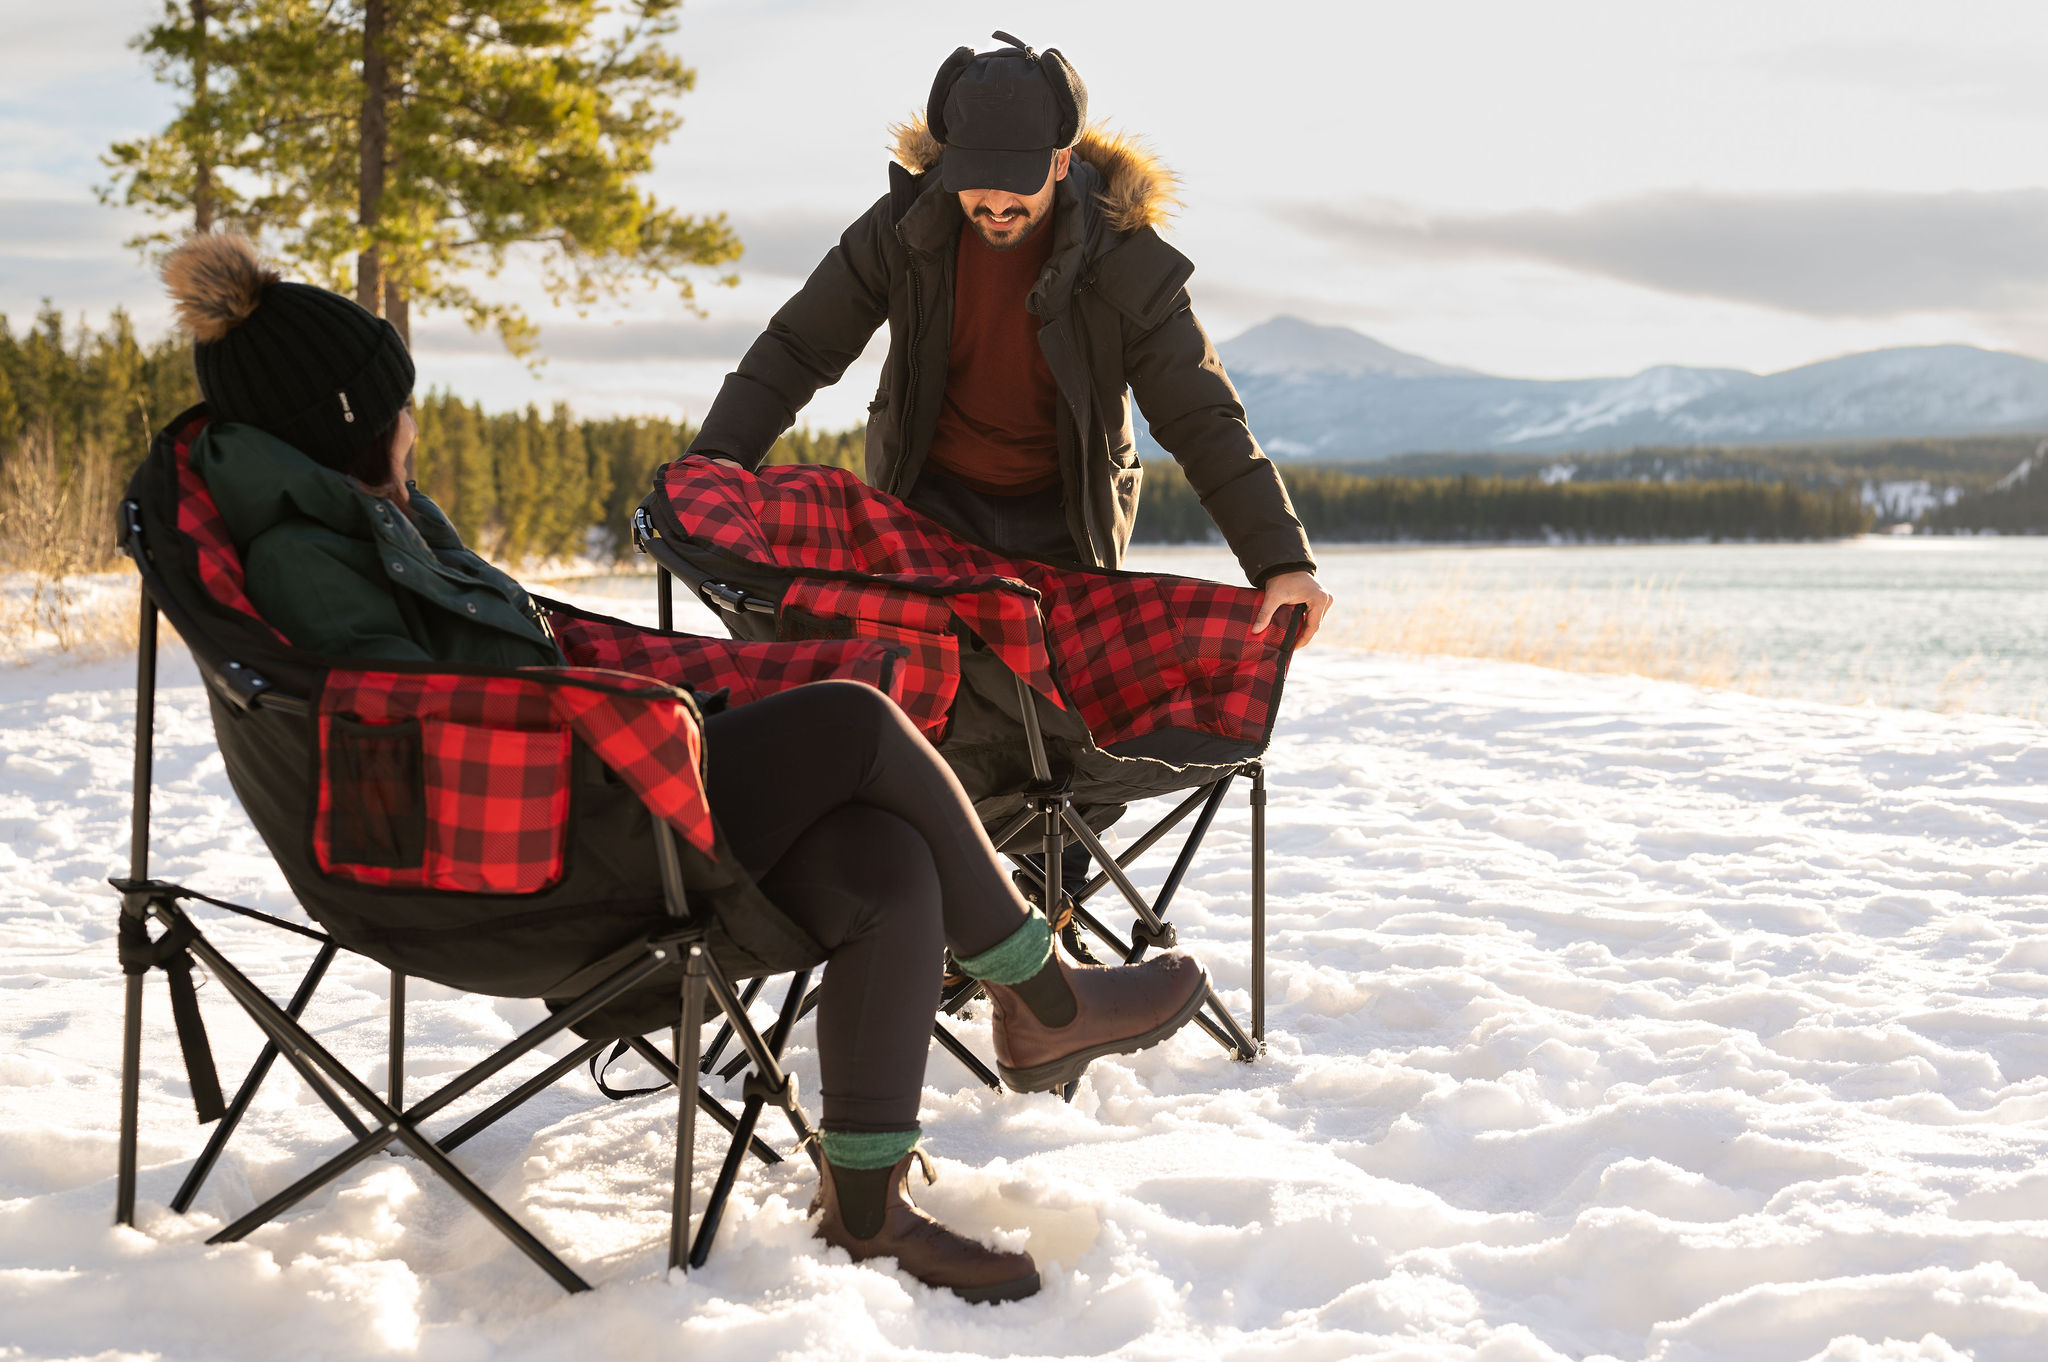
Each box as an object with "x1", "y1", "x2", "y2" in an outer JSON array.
[{"x1": 1184, "y1": 316, "x2": 2048, "y2": 460}]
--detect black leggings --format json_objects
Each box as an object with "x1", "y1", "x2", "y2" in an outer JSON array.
[{"x1": 702, "y1": 682, "x2": 1031, "y2": 1132}]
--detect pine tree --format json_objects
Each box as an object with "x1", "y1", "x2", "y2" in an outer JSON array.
[
  {"x1": 109, "y1": 1, "x2": 742, "y2": 353},
  {"x1": 101, "y1": 1, "x2": 264, "y2": 243}
]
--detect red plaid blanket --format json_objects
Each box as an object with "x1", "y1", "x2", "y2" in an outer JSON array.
[
  {"x1": 544, "y1": 607, "x2": 902, "y2": 708},
  {"x1": 655, "y1": 457, "x2": 1294, "y2": 748}
]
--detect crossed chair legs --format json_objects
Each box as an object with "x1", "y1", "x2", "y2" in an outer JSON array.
[
  {"x1": 931, "y1": 761, "x2": 1271, "y2": 1103},
  {"x1": 116, "y1": 885, "x2": 818, "y2": 1292}
]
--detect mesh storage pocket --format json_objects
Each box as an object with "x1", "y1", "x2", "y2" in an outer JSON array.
[
  {"x1": 317, "y1": 715, "x2": 573, "y2": 894},
  {"x1": 325, "y1": 716, "x2": 426, "y2": 868}
]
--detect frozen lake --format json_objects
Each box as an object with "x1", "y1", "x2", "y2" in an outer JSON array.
[{"x1": 557, "y1": 535, "x2": 2048, "y2": 721}]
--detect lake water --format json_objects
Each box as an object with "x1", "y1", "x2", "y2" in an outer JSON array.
[{"x1": 552, "y1": 535, "x2": 2048, "y2": 721}]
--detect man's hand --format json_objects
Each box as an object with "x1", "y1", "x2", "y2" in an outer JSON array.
[
  {"x1": 1252, "y1": 570, "x2": 1334, "y2": 649},
  {"x1": 703, "y1": 455, "x2": 747, "y2": 471}
]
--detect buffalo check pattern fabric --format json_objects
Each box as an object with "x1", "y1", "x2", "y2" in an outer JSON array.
[
  {"x1": 656, "y1": 457, "x2": 1294, "y2": 749},
  {"x1": 316, "y1": 668, "x2": 717, "y2": 892},
  {"x1": 544, "y1": 606, "x2": 906, "y2": 709},
  {"x1": 658, "y1": 459, "x2": 1063, "y2": 707},
  {"x1": 779, "y1": 579, "x2": 961, "y2": 737}
]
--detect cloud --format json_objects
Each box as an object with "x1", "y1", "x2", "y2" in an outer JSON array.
[
  {"x1": 1757, "y1": 40, "x2": 2048, "y2": 121},
  {"x1": 412, "y1": 316, "x2": 771, "y2": 362},
  {"x1": 727, "y1": 209, "x2": 856, "y2": 279},
  {"x1": 1293, "y1": 188, "x2": 2048, "y2": 318},
  {"x1": 0, "y1": 197, "x2": 167, "y2": 324}
]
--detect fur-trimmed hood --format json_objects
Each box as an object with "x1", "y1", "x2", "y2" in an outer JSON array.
[{"x1": 888, "y1": 114, "x2": 1181, "y2": 234}]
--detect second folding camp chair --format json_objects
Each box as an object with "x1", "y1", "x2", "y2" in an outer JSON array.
[
  {"x1": 634, "y1": 456, "x2": 1300, "y2": 1085},
  {"x1": 112, "y1": 406, "x2": 911, "y2": 1288}
]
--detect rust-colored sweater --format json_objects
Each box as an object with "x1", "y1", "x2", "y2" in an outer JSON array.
[{"x1": 925, "y1": 221, "x2": 1060, "y2": 494}]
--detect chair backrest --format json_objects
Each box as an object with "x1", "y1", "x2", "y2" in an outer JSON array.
[
  {"x1": 120, "y1": 408, "x2": 833, "y2": 1001},
  {"x1": 649, "y1": 457, "x2": 1298, "y2": 753}
]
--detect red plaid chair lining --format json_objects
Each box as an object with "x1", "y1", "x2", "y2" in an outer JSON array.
[
  {"x1": 544, "y1": 608, "x2": 906, "y2": 711},
  {"x1": 657, "y1": 458, "x2": 1291, "y2": 748},
  {"x1": 657, "y1": 459, "x2": 1065, "y2": 709},
  {"x1": 778, "y1": 580, "x2": 960, "y2": 738},
  {"x1": 316, "y1": 668, "x2": 716, "y2": 893}
]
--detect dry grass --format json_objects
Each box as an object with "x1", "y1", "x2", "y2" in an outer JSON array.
[
  {"x1": 0, "y1": 580, "x2": 136, "y2": 664},
  {"x1": 1327, "y1": 570, "x2": 1766, "y2": 692},
  {"x1": 0, "y1": 428, "x2": 132, "y2": 661}
]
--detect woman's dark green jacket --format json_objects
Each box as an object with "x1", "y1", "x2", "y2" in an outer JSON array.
[{"x1": 192, "y1": 421, "x2": 562, "y2": 668}]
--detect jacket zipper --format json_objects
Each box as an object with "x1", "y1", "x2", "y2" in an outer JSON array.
[{"x1": 897, "y1": 223, "x2": 925, "y2": 492}]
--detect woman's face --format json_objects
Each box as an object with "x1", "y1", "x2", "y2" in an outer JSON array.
[{"x1": 383, "y1": 408, "x2": 417, "y2": 508}]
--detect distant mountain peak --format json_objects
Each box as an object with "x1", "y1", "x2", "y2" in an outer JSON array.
[
  {"x1": 1220, "y1": 316, "x2": 1479, "y2": 379},
  {"x1": 1149, "y1": 329, "x2": 2048, "y2": 462}
]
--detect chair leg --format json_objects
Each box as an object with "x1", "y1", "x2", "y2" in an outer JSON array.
[
  {"x1": 700, "y1": 976, "x2": 765, "y2": 1073},
  {"x1": 931, "y1": 1019, "x2": 1002, "y2": 1091},
  {"x1": 623, "y1": 1037, "x2": 783, "y2": 1166},
  {"x1": 1250, "y1": 761, "x2": 1267, "y2": 1048},
  {"x1": 1041, "y1": 796, "x2": 1064, "y2": 931},
  {"x1": 670, "y1": 944, "x2": 706, "y2": 1272},
  {"x1": 437, "y1": 1038, "x2": 608, "y2": 1153},
  {"x1": 116, "y1": 970, "x2": 144, "y2": 1227},
  {"x1": 716, "y1": 980, "x2": 820, "y2": 1083},
  {"x1": 690, "y1": 967, "x2": 814, "y2": 1269},
  {"x1": 1200, "y1": 987, "x2": 1259, "y2": 1062},
  {"x1": 116, "y1": 589, "x2": 158, "y2": 1229},
  {"x1": 195, "y1": 921, "x2": 677, "y2": 1292},
  {"x1": 388, "y1": 970, "x2": 406, "y2": 1110},
  {"x1": 1132, "y1": 777, "x2": 1235, "y2": 957},
  {"x1": 1067, "y1": 785, "x2": 1214, "y2": 905},
  {"x1": 173, "y1": 941, "x2": 341, "y2": 1212}
]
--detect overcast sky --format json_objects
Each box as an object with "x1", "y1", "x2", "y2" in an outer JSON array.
[{"x1": 6, "y1": 0, "x2": 2048, "y2": 428}]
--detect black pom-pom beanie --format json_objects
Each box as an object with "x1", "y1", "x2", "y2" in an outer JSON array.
[{"x1": 192, "y1": 281, "x2": 415, "y2": 475}]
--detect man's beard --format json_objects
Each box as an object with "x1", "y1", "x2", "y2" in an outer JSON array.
[{"x1": 971, "y1": 206, "x2": 1048, "y2": 251}]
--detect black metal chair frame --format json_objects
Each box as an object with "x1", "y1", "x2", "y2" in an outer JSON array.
[
  {"x1": 647, "y1": 566, "x2": 1273, "y2": 1092},
  {"x1": 113, "y1": 511, "x2": 824, "y2": 1291}
]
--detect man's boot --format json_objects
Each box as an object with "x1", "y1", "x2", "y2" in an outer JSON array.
[
  {"x1": 813, "y1": 1149, "x2": 1040, "y2": 1303},
  {"x1": 981, "y1": 950, "x2": 1209, "y2": 1092}
]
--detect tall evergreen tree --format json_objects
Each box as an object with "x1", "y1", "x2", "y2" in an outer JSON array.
[
  {"x1": 102, "y1": 1, "x2": 264, "y2": 244},
  {"x1": 108, "y1": 1, "x2": 741, "y2": 353}
]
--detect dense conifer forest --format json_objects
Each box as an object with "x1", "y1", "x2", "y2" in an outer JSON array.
[
  {"x1": 1134, "y1": 462, "x2": 1874, "y2": 543},
  {"x1": 10, "y1": 311, "x2": 2048, "y2": 570}
]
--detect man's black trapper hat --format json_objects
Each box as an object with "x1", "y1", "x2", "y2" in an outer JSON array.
[{"x1": 928, "y1": 31, "x2": 1088, "y2": 195}]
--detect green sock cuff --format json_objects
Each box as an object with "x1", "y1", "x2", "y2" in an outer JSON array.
[
  {"x1": 955, "y1": 909, "x2": 1053, "y2": 987},
  {"x1": 819, "y1": 1127, "x2": 922, "y2": 1171}
]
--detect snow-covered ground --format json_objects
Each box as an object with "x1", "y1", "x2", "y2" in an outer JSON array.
[{"x1": 2, "y1": 640, "x2": 2046, "y2": 1361}]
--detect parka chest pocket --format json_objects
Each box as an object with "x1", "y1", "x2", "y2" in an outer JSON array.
[{"x1": 315, "y1": 713, "x2": 573, "y2": 894}]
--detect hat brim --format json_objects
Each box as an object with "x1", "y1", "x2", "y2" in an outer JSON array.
[{"x1": 939, "y1": 145, "x2": 1056, "y2": 195}]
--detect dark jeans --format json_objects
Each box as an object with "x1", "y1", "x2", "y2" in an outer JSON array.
[
  {"x1": 703, "y1": 681, "x2": 1031, "y2": 1132},
  {"x1": 905, "y1": 468, "x2": 1081, "y2": 565}
]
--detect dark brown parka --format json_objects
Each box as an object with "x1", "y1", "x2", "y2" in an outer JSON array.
[{"x1": 688, "y1": 120, "x2": 1315, "y2": 585}]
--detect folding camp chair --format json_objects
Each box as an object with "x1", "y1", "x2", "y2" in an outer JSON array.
[
  {"x1": 112, "y1": 407, "x2": 910, "y2": 1289},
  {"x1": 633, "y1": 456, "x2": 1300, "y2": 1085}
]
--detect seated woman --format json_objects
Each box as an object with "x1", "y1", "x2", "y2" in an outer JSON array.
[{"x1": 162, "y1": 233, "x2": 1210, "y2": 1303}]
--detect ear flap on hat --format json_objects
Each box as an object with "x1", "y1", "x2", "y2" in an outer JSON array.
[
  {"x1": 926, "y1": 45, "x2": 977, "y2": 145},
  {"x1": 1038, "y1": 47, "x2": 1088, "y2": 147}
]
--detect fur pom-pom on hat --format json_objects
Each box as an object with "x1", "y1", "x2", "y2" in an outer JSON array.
[
  {"x1": 163, "y1": 233, "x2": 280, "y2": 343},
  {"x1": 165, "y1": 233, "x2": 414, "y2": 479}
]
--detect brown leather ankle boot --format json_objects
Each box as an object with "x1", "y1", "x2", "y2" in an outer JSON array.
[
  {"x1": 813, "y1": 1150, "x2": 1040, "y2": 1303},
  {"x1": 981, "y1": 950, "x2": 1209, "y2": 1092}
]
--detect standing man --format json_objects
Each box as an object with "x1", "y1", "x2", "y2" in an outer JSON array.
[{"x1": 689, "y1": 32, "x2": 1334, "y2": 643}]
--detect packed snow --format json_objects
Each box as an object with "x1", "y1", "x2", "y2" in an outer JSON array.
[{"x1": 2, "y1": 622, "x2": 2046, "y2": 1361}]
